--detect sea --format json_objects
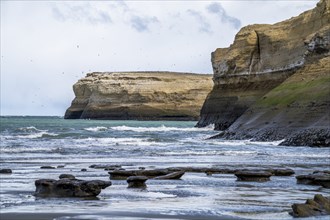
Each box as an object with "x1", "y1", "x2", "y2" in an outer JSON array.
[{"x1": 0, "y1": 116, "x2": 329, "y2": 220}]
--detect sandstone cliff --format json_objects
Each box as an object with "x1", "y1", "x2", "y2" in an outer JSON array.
[
  {"x1": 65, "y1": 72, "x2": 212, "y2": 120},
  {"x1": 197, "y1": 0, "x2": 329, "y2": 130},
  {"x1": 197, "y1": 0, "x2": 330, "y2": 146}
]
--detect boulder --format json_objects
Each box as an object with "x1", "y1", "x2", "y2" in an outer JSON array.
[
  {"x1": 0, "y1": 169, "x2": 12, "y2": 174},
  {"x1": 235, "y1": 170, "x2": 272, "y2": 182},
  {"x1": 296, "y1": 171, "x2": 330, "y2": 188},
  {"x1": 34, "y1": 178, "x2": 111, "y2": 197},
  {"x1": 290, "y1": 194, "x2": 330, "y2": 217},
  {"x1": 127, "y1": 176, "x2": 148, "y2": 188}
]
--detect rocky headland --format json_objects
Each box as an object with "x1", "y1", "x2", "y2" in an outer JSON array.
[
  {"x1": 197, "y1": 0, "x2": 330, "y2": 146},
  {"x1": 65, "y1": 72, "x2": 212, "y2": 120}
]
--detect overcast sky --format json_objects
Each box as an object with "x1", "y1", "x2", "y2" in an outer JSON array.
[{"x1": 0, "y1": 0, "x2": 318, "y2": 116}]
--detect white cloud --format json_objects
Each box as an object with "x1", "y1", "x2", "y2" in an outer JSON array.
[
  {"x1": 0, "y1": 0, "x2": 318, "y2": 116},
  {"x1": 206, "y1": 2, "x2": 241, "y2": 29}
]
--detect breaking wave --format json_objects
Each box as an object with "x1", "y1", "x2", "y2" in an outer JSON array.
[{"x1": 110, "y1": 125, "x2": 214, "y2": 132}]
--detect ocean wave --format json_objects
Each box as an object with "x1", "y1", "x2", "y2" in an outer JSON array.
[
  {"x1": 16, "y1": 131, "x2": 58, "y2": 139},
  {"x1": 110, "y1": 125, "x2": 214, "y2": 132},
  {"x1": 17, "y1": 126, "x2": 45, "y2": 132},
  {"x1": 84, "y1": 126, "x2": 108, "y2": 132},
  {"x1": 158, "y1": 150, "x2": 257, "y2": 156}
]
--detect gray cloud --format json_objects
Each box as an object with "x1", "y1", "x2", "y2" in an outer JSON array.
[
  {"x1": 207, "y1": 2, "x2": 241, "y2": 29},
  {"x1": 187, "y1": 10, "x2": 212, "y2": 33},
  {"x1": 130, "y1": 15, "x2": 159, "y2": 32},
  {"x1": 52, "y1": 3, "x2": 112, "y2": 24}
]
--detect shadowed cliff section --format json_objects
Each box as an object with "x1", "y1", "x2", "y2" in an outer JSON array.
[
  {"x1": 65, "y1": 72, "x2": 212, "y2": 120},
  {"x1": 197, "y1": 0, "x2": 330, "y2": 133}
]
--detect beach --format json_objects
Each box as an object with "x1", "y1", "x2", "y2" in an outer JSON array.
[{"x1": 0, "y1": 116, "x2": 329, "y2": 219}]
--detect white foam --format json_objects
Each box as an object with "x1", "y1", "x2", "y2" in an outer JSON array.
[
  {"x1": 84, "y1": 126, "x2": 108, "y2": 132},
  {"x1": 110, "y1": 125, "x2": 214, "y2": 132},
  {"x1": 74, "y1": 137, "x2": 166, "y2": 147},
  {"x1": 206, "y1": 139, "x2": 283, "y2": 146},
  {"x1": 17, "y1": 131, "x2": 58, "y2": 139},
  {"x1": 18, "y1": 126, "x2": 45, "y2": 132},
  {"x1": 247, "y1": 140, "x2": 284, "y2": 146}
]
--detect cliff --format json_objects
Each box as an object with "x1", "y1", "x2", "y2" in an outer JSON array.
[
  {"x1": 197, "y1": 0, "x2": 330, "y2": 146},
  {"x1": 65, "y1": 72, "x2": 212, "y2": 120}
]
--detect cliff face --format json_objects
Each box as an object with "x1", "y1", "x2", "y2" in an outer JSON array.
[
  {"x1": 65, "y1": 72, "x2": 212, "y2": 120},
  {"x1": 197, "y1": 0, "x2": 330, "y2": 136}
]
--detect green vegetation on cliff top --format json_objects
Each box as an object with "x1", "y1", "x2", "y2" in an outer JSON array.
[{"x1": 257, "y1": 76, "x2": 330, "y2": 107}]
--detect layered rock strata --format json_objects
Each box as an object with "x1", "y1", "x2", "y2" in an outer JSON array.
[
  {"x1": 65, "y1": 72, "x2": 212, "y2": 120},
  {"x1": 197, "y1": 0, "x2": 330, "y2": 146}
]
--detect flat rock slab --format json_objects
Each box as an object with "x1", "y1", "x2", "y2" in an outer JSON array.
[
  {"x1": 296, "y1": 171, "x2": 330, "y2": 188},
  {"x1": 109, "y1": 169, "x2": 171, "y2": 180},
  {"x1": 291, "y1": 194, "x2": 330, "y2": 217},
  {"x1": 235, "y1": 170, "x2": 272, "y2": 182},
  {"x1": 34, "y1": 178, "x2": 111, "y2": 197},
  {"x1": 167, "y1": 167, "x2": 236, "y2": 174},
  {"x1": 153, "y1": 171, "x2": 185, "y2": 180},
  {"x1": 89, "y1": 164, "x2": 122, "y2": 170},
  {"x1": 127, "y1": 176, "x2": 148, "y2": 188},
  {"x1": 267, "y1": 168, "x2": 295, "y2": 176},
  {"x1": 167, "y1": 166, "x2": 294, "y2": 176}
]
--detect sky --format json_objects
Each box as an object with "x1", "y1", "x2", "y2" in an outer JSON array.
[{"x1": 0, "y1": 0, "x2": 318, "y2": 116}]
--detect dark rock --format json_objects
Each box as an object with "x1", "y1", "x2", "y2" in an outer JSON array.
[
  {"x1": 153, "y1": 171, "x2": 185, "y2": 180},
  {"x1": 0, "y1": 169, "x2": 12, "y2": 174},
  {"x1": 109, "y1": 169, "x2": 171, "y2": 180},
  {"x1": 40, "y1": 166, "x2": 56, "y2": 169},
  {"x1": 59, "y1": 174, "x2": 76, "y2": 180},
  {"x1": 267, "y1": 168, "x2": 295, "y2": 176},
  {"x1": 138, "y1": 167, "x2": 146, "y2": 170},
  {"x1": 235, "y1": 170, "x2": 272, "y2": 182},
  {"x1": 34, "y1": 178, "x2": 111, "y2": 197},
  {"x1": 57, "y1": 165, "x2": 65, "y2": 168},
  {"x1": 127, "y1": 176, "x2": 148, "y2": 188},
  {"x1": 109, "y1": 170, "x2": 137, "y2": 180},
  {"x1": 89, "y1": 164, "x2": 121, "y2": 170},
  {"x1": 290, "y1": 194, "x2": 330, "y2": 217},
  {"x1": 140, "y1": 169, "x2": 170, "y2": 177},
  {"x1": 81, "y1": 169, "x2": 87, "y2": 172},
  {"x1": 280, "y1": 128, "x2": 330, "y2": 147},
  {"x1": 296, "y1": 171, "x2": 330, "y2": 188},
  {"x1": 167, "y1": 166, "x2": 236, "y2": 174}
]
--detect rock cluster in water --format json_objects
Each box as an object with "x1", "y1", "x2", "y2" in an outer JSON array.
[
  {"x1": 197, "y1": 0, "x2": 330, "y2": 147},
  {"x1": 31, "y1": 163, "x2": 330, "y2": 218},
  {"x1": 64, "y1": 72, "x2": 212, "y2": 120}
]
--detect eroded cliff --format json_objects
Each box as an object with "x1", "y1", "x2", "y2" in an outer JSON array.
[
  {"x1": 197, "y1": 0, "x2": 330, "y2": 138},
  {"x1": 65, "y1": 72, "x2": 212, "y2": 120}
]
